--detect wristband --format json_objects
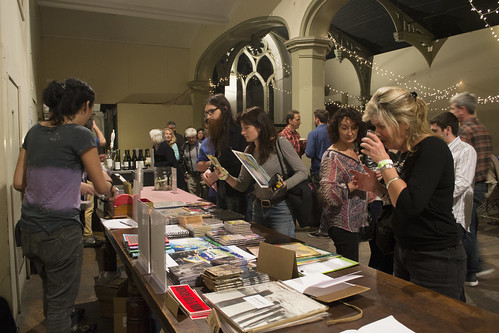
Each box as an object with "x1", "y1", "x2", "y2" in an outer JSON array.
[
  {"x1": 385, "y1": 177, "x2": 400, "y2": 190},
  {"x1": 219, "y1": 170, "x2": 229, "y2": 181},
  {"x1": 379, "y1": 163, "x2": 394, "y2": 172},
  {"x1": 377, "y1": 159, "x2": 393, "y2": 169}
]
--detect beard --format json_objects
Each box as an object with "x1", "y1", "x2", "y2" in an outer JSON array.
[{"x1": 207, "y1": 116, "x2": 226, "y2": 152}]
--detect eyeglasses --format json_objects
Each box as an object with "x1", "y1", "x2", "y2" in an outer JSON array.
[{"x1": 205, "y1": 107, "x2": 219, "y2": 117}]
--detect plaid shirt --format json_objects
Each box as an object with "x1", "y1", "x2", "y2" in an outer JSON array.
[
  {"x1": 458, "y1": 117, "x2": 493, "y2": 182},
  {"x1": 279, "y1": 126, "x2": 302, "y2": 156}
]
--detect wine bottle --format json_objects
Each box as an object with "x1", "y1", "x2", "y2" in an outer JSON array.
[
  {"x1": 105, "y1": 150, "x2": 113, "y2": 170},
  {"x1": 137, "y1": 149, "x2": 145, "y2": 169},
  {"x1": 114, "y1": 149, "x2": 121, "y2": 171},
  {"x1": 145, "y1": 149, "x2": 151, "y2": 169},
  {"x1": 131, "y1": 149, "x2": 137, "y2": 170},
  {"x1": 123, "y1": 150, "x2": 130, "y2": 170}
]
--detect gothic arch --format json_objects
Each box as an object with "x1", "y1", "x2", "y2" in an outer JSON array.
[
  {"x1": 194, "y1": 16, "x2": 288, "y2": 82},
  {"x1": 300, "y1": 0, "x2": 349, "y2": 37}
]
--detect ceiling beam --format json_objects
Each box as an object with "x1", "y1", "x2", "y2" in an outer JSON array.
[{"x1": 376, "y1": 0, "x2": 447, "y2": 66}]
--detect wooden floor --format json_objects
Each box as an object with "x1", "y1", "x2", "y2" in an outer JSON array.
[{"x1": 15, "y1": 217, "x2": 499, "y2": 332}]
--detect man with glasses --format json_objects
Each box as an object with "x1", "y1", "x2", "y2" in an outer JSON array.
[{"x1": 197, "y1": 94, "x2": 249, "y2": 218}]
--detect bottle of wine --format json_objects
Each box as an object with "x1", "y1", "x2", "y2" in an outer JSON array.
[
  {"x1": 114, "y1": 149, "x2": 121, "y2": 171},
  {"x1": 105, "y1": 150, "x2": 113, "y2": 170},
  {"x1": 145, "y1": 149, "x2": 151, "y2": 169},
  {"x1": 137, "y1": 149, "x2": 145, "y2": 169},
  {"x1": 131, "y1": 149, "x2": 138, "y2": 170},
  {"x1": 123, "y1": 149, "x2": 130, "y2": 170}
]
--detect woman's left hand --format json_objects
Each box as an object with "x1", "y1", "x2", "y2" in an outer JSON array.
[
  {"x1": 360, "y1": 131, "x2": 389, "y2": 163},
  {"x1": 349, "y1": 165, "x2": 379, "y2": 193}
]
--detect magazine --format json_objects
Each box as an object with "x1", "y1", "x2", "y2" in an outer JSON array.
[{"x1": 231, "y1": 150, "x2": 271, "y2": 188}]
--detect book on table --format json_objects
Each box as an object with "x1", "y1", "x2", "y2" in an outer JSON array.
[
  {"x1": 203, "y1": 281, "x2": 328, "y2": 332},
  {"x1": 168, "y1": 284, "x2": 211, "y2": 319}
]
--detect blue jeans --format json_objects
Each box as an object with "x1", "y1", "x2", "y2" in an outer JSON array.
[
  {"x1": 253, "y1": 200, "x2": 295, "y2": 237},
  {"x1": 394, "y1": 243, "x2": 467, "y2": 301},
  {"x1": 464, "y1": 181, "x2": 487, "y2": 274},
  {"x1": 21, "y1": 224, "x2": 83, "y2": 333}
]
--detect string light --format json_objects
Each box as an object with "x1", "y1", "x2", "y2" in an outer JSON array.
[
  {"x1": 468, "y1": 0, "x2": 499, "y2": 41},
  {"x1": 209, "y1": 33, "x2": 499, "y2": 106}
]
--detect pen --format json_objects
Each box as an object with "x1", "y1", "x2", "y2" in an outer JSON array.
[{"x1": 120, "y1": 220, "x2": 132, "y2": 227}]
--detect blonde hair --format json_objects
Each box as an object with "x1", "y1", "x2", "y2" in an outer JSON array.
[
  {"x1": 163, "y1": 127, "x2": 176, "y2": 146},
  {"x1": 363, "y1": 86, "x2": 433, "y2": 152},
  {"x1": 149, "y1": 129, "x2": 164, "y2": 145}
]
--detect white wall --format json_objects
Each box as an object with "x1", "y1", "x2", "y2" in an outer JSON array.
[{"x1": 0, "y1": 0, "x2": 40, "y2": 316}]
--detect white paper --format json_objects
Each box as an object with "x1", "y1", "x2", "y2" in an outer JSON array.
[
  {"x1": 101, "y1": 218, "x2": 138, "y2": 229},
  {"x1": 341, "y1": 315, "x2": 415, "y2": 333},
  {"x1": 243, "y1": 295, "x2": 273, "y2": 309},
  {"x1": 283, "y1": 273, "x2": 362, "y2": 297},
  {"x1": 225, "y1": 245, "x2": 257, "y2": 261}
]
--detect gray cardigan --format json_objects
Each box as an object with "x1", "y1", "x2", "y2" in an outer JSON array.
[{"x1": 233, "y1": 137, "x2": 307, "y2": 200}]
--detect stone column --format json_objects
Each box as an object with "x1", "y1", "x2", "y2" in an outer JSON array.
[
  {"x1": 188, "y1": 80, "x2": 212, "y2": 129},
  {"x1": 284, "y1": 37, "x2": 332, "y2": 138}
]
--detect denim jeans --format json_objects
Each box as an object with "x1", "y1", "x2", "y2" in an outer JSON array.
[
  {"x1": 464, "y1": 181, "x2": 487, "y2": 274},
  {"x1": 21, "y1": 224, "x2": 83, "y2": 333},
  {"x1": 253, "y1": 200, "x2": 295, "y2": 237},
  {"x1": 394, "y1": 242, "x2": 467, "y2": 301}
]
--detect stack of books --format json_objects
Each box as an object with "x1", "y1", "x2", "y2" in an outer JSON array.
[
  {"x1": 223, "y1": 220, "x2": 252, "y2": 234},
  {"x1": 168, "y1": 285, "x2": 211, "y2": 320},
  {"x1": 201, "y1": 264, "x2": 244, "y2": 291},
  {"x1": 203, "y1": 281, "x2": 328, "y2": 331},
  {"x1": 122, "y1": 234, "x2": 171, "y2": 258},
  {"x1": 164, "y1": 224, "x2": 189, "y2": 239},
  {"x1": 168, "y1": 262, "x2": 211, "y2": 286},
  {"x1": 240, "y1": 267, "x2": 270, "y2": 286},
  {"x1": 184, "y1": 223, "x2": 212, "y2": 237}
]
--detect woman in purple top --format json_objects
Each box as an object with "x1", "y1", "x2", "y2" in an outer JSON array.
[
  {"x1": 319, "y1": 107, "x2": 368, "y2": 261},
  {"x1": 13, "y1": 79, "x2": 116, "y2": 332}
]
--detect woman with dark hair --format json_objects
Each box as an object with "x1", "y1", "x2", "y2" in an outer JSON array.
[
  {"x1": 13, "y1": 79, "x2": 117, "y2": 332},
  {"x1": 197, "y1": 128, "x2": 205, "y2": 142},
  {"x1": 215, "y1": 107, "x2": 307, "y2": 237},
  {"x1": 351, "y1": 86, "x2": 466, "y2": 301},
  {"x1": 319, "y1": 107, "x2": 368, "y2": 261},
  {"x1": 197, "y1": 94, "x2": 248, "y2": 217}
]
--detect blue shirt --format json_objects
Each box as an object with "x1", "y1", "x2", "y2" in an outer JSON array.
[{"x1": 305, "y1": 124, "x2": 331, "y2": 175}]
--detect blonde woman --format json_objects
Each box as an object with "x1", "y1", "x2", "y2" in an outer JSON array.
[
  {"x1": 163, "y1": 127, "x2": 180, "y2": 161},
  {"x1": 351, "y1": 86, "x2": 466, "y2": 301}
]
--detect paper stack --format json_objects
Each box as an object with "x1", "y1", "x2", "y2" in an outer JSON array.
[
  {"x1": 168, "y1": 285, "x2": 211, "y2": 320},
  {"x1": 202, "y1": 264, "x2": 244, "y2": 291}
]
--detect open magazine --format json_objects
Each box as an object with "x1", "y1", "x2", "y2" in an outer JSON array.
[{"x1": 231, "y1": 150, "x2": 271, "y2": 188}]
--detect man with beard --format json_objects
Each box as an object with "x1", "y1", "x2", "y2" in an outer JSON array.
[{"x1": 197, "y1": 94, "x2": 249, "y2": 217}]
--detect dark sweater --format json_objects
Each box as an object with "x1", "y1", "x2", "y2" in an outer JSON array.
[{"x1": 393, "y1": 136, "x2": 458, "y2": 251}]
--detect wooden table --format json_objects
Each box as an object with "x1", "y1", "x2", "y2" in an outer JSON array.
[{"x1": 105, "y1": 223, "x2": 499, "y2": 333}]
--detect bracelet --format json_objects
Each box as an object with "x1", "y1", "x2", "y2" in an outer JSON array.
[
  {"x1": 385, "y1": 177, "x2": 400, "y2": 190},
  {"x1": 219, "y1": 170, "x2": 229, "y2": 181}
]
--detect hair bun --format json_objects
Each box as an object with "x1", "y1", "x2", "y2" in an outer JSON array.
[{"x1": 42, "y1": 80, "x2": 65, "y2": 108}]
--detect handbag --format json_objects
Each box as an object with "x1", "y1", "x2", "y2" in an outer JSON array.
[
  {"x1": 275, "y1": 138, "x2": 321, "y2": 228},
  {"x1": 374, "y1": 204, "x2": 396, "y2": 255}
]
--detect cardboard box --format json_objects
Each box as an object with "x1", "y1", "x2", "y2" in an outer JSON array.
[
  {"x1": 94, "y1": 277, "x2": 128, "y2": 318},
  {"x1": 113, "y1": 296, "x2": 128, "y2": 333}
]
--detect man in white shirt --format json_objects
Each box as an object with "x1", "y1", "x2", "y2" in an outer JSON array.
[{"x1": 431, "y1": 112, "x2": 476, "y2": 294}]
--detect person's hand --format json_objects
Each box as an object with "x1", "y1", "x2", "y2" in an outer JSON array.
[
  {"x1": 202, "y1": 169, "x2": 219, "y2": 189},
  {"x1": 359, "y1": 131, "x2": 389, "y2": 164},
  {"x1": 107, "y1": 185, "x2": 118, "y2": 201},
  {"x1": 214, "y1": 166, "x2": 229, "y2": 181},
  {"x1": 270, "y1": 181, "x2": 287, "y2": 200},
  {"x1": 80, "y1": 182, "x2": 98, "y2": 196},
  {"x1": 349, "y1": 165, "x2": 379, "y2": 193}
]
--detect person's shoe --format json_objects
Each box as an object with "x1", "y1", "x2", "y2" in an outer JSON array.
[
  {"x1": 71, "y1": 308, "x2": 85, "y2": 327},
  {"x1": 464, "y1": 272, "x2": 478, "y2": 287},
  {"x1": 476, "y1": 268, "x2": 495, "y2": 277},
  {"x1": 308, "y1": 231, "x2": 329, "y2": 238},
  {"x1": 83, "y1": 236, "x2": 104, "y2": 248}
]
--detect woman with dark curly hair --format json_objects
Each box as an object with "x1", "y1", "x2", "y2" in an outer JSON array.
[{"x1": 319, "y1": 107, "x2": 368, "y2": 261}]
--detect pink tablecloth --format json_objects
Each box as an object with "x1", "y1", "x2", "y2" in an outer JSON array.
[{"x1": 140, "y1": 186, "x2": 203, "y2": 204}]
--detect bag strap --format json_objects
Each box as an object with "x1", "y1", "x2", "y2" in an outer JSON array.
[{"x1": 275, "y1": 138, "x2": 292, "y2": 178}]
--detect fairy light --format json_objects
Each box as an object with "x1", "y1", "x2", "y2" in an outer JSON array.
[{"x1": 469, "y1": 0, "x2": 499, "y2": 41}]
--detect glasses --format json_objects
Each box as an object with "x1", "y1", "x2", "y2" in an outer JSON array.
[{"x1": 205, "y1": 107, "x2": 219, "y2": 117}]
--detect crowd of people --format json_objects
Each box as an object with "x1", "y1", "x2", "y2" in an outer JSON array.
[{"x1": 13, "y1": 77, "x2": 495, "y2": 330}]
